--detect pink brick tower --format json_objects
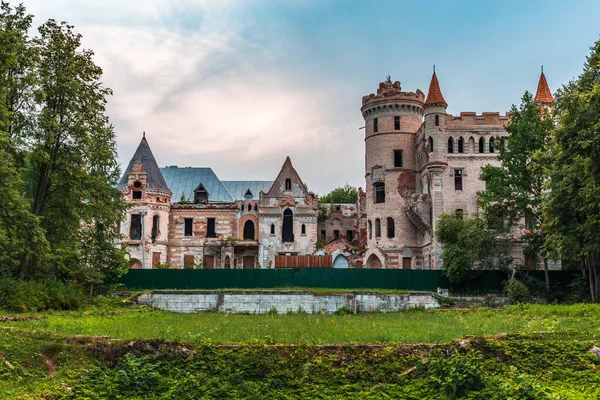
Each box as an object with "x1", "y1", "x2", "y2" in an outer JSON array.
[{"x1": 360, "y1": 77, "x2": 426, "y2": 268}]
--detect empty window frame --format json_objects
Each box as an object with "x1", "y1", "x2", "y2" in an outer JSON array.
[
  {"x1": 368, "y1": 220, "x2": 372, "y2": 239},
  {"x1": 184, "y1": 218, "x2": 193, "y2": 236},
  {"x1": 435, "y1": 115, "x2": 440, "y2": 126},
  {"x1": 387, "y1": 217, "x2": 395, "y2": 238},
  {"x1": 346, "y1": 230, "x2": 353, "y2": 241},
  {"x1": 479, "y1": 137, "x2": 485, "y2": 153},
  {"x1": 130, "y1": 214, "x2": 141, "y2": 240},
  {"x1": 132, "y1": 191, "x2": 142, "y2": 200},
  {"x1": 428, "y1": 137, "x2": 434, "y2": 152},
  {"x1": 243, "y1": 220, "x2": 255, "y2": 240},
  {"x1": 489, "y1": 137, "x2": 495, "y2": 153},
  {"x1": 454, "y1": 169, "x2": 463, "y2": 191},
  {"x1": 455, "y1": 209, "x2": 464, "y2": 219},
  {"x1": 207, "y1": 217, "x2": 216, "y2": 238},
  {"x1": 333, "y1": 230, "x2": 339, "y2": 240},
  {"x1": 447, "y1": 137, "x2": 454, "y2": 153},
  {"x1": 301, "y1": 224, "x2": 306, "y2": 235},
  {"x1": 375, "y1": 218, "x2": 381, "y2": 238},
  {"x1": 151, "y1": 215, "x2": 159, "y2": 242},
  {"x1": 194, "y1": 184, "x2": 208, "y2": 203},
  {"x1": 320, "y1": 230, "x2": 326, "y2": 239},
  {"x1": 270, "y1": 224, "x2": 276, "y2": 235},
  {"x1": 458, "y1": 137, "x2": 464, "y2": 153},
  {"x1": 282, "y1": 208, "x2": 294, "y2": 242},
  {"x1": 394, "y1": 115, "x2": 400, "y2": 130},
  {"x1": 394, "y1": 149, "x2": 403, "y2": 168},
  {"x1": 374, "y1": 182, "x2": 385, "y2": 204},
  {"x1": 285, "y1": 178, "x2": 291, "y2": 190},
  {"x1": 373, "y1": 117, "x2": 378, "y2": 132}
]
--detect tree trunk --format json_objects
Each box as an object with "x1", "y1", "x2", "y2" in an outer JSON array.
[{"x1": 542, "y1": 258, "x2": 550, "y2": 293}]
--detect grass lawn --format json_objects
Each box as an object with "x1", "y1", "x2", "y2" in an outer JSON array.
[{"x1": 4, "y1": 303, "x2": 600, "y2": 344}]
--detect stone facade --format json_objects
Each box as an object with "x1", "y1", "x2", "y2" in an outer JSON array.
[
  {"x1": 117, "y1": 142, "x2": 318, "y2": 269},
  {"x1": 359, "y1": 73, "x2": 552, "y2": 269}
]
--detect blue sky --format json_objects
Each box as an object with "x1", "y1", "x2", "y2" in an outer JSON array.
[{"x1": 25, "y1": 0, "x2": 600, "y2": 194}]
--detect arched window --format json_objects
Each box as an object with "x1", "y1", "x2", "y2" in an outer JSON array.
[
  {"x1": 387, "y1": 217, "x2": 395, "y2": 238},
  {"x1": 282, "y1": 209, "x2": 294, "y2": 242},
  {"x1": 224, "y1": 255, "x2": 231, "y2": 269},
  {"x1": 489, "y1": 137, "x2": 495, "y2": 153},
  {"x1": 254, "y1": 204, "x2": 258, "y2": 212},
  {"x1": 301, "y1": 224, "x2": 306, "y2": 235},
  {"x1": 373, "y1": 182, "x2": 385, "y2": 203},
  {"x1": 270, "y1": 223, "x2": 275, "y2": 235},
  {"x1": 428, "y1": 137, "x2": 434, "y2": 152},
  {"x1": 243, "y1": 220, "x2": 255, "y2": 240},
  {"x1": 479, "y1": 137, "x2": 485, "y2": 153},
  {"x1": 375, "y1": 218, "x2": 381, "y2": 238},
  {"x1": 368, "y1": 220, "x2": 372, "y2": 239},
  {"x1": 285, "y1": 179, "x2": 291, "y2": 190},
  {"x1": 247, "y1": 204, "x2": 252, "y2": 212},
  {"x1": 447, "y1": 137, "x2": 454, "y2": 153},
  {"x1": 151, "y1": 215, "x2": 159, "y2": 243},
  {"x1": 458, "y1": 137, "x2": 464, "y2": 153}
]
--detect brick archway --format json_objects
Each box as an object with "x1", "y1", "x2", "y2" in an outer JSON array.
[{"x1": 239, "y1": 214, "x2": 259, "y2": 240}]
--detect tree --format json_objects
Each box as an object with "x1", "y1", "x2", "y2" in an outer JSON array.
[
  {"x1": 542, "y1": 38, "x2": 600, "y2": 302},
  {"x1": 436, "y1": 212, "x2": 510, "y2": 283},
  {"x1": 21, "y1": 20, "x2": 126, "y2": 283},
  {"x1": 318, "y1": 184, "x2": 358, "y2": 204},
  {"x1": 479, "y1": 92, "x2": 554, "y2": 291}
]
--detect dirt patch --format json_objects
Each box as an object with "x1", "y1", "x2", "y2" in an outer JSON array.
[{"x1": 0, "y1": 315, "x2": 42, "y2": 322}]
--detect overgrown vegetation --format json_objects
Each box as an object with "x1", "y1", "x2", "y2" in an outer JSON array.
[
  {"x1": 317, "y1": 184, "x2": 358, "y2": 205},
  {"x1": 0, "y1": 320, "x2": 598, "y2": 398}
]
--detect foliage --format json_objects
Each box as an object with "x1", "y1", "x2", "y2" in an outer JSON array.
[
  {"x1": 436, "y1": 212, "x2": 510, "y2": 283},
  {"x1": 542, "y1": 38, "x2": 600, "y2": 302},
  {"x1": 0, "y1": 320, "x2": 596, "y2": 399},
  {"x1": 479, "y1": 91, "x2": 554, "y2": 290},
  {"x1": 317, "y1": 202, "x2": 330, "y2": 222},
  {"x1": 0, "y1": 276, "x2": 87, "y2": 312},
  {"x1": 318, "y1": 184, "x2": 358, "y2": 204},
  {"x1": 504, "y1": 278, "x2": 531, "y2": 304},
  {"x1": 0, "y1": 2, "x2": 127, "y2": 299},
  {"x1": 419, "y1": 349, "x2": 484, "y2": 397}
]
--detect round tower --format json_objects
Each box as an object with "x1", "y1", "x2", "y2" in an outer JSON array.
[{"x1": 361, "y1": 77, "x2": 425, "y2": 268}]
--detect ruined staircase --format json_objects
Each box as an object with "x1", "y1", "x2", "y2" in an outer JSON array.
[{"x1": 404, "y1": 194, "x2": 431, "y2": 234}]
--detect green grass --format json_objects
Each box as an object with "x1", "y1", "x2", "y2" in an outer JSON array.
[{"x1": 4, "y1": 303, "x2": 600, "y2": 344}]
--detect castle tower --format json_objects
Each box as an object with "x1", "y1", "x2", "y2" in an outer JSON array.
[
  {"x1": 422, "y1": 70, "x2": 450, "y2": 239},
  {"x1": 534, "y1": 68, "x2": 553, "y2": 108},
  {"x1": 117, "y1": 133, "x2": 172, "y2": 269},
  {"x1": 360, "y1": 77, "x2": 425, "y2": 268}
]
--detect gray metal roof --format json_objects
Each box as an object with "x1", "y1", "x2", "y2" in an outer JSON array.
[
  {"x1": 118, "y1": 137, "x2": 170, "y2": 191},
  {"x1": 222, "y1": 181, "x2": 274, "y2": 201},
  {"x1": 160, "y1": 167, "x2": 234, "y2": 203}
]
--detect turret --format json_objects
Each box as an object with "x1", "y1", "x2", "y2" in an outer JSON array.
[{"x1": 534, "y1": 67, "x2": 553, "y2": 108}]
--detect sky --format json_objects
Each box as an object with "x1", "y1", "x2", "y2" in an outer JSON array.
[{"x1": 24, "y1": 0, "x2": 600, "y2": 195}]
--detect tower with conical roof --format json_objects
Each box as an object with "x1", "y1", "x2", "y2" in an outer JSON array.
[
  {"x1": 118, "y1": 133, "x2": 172, "y2": 269},
  {"x1": 534, "y1": 67, "x2": 553, "y2": 108}
]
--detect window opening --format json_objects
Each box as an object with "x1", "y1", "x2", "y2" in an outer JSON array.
[
  {"x1": 479, "y1": 137, "x2": 485, "y2": 153},
  {"x1": 375, "y1": 219, "x2": 381, "y2": 238},
  {"x1": 387, "y1": 217, "x2": 395, "y2": 238},
  {"x1": 447, "y1": 137, "x2": 454, "y2": 153},
  {"x1": 346, "y1": 230, "x2": 353, "y2": 241},
  {"x1": 243, "y1": 220, "x2": 255, "y2": 240},
  {"x1": 394, "y1": 116, "x2": 400, "y2": 130},
  {"x1": 207, "y1": 218, "x2": 216, "y2": 238},
  {"x1": 428, "y1": 136, "x2": 434, "y2": 152},
  {"x1": 132, "y1": 191, "x2": 142, "y2": 199},
  {"x1": 194, "y1": 184, "x2": 208, "y2": 203},
  {"x1": 282, "y1": 209, "x2": 294, "y2": 242},
  {"x1": 458, "y1": 137, "x2": 464, "y2": 153},
  {"x1": 184, "y1": 218, "x2": 193, "y2": 236},
  {"x1": 435, "y1": 115, "x2": 439, "y2": 126},
  {"x1": 301, "y1": 224, "x2": 306, "y2": 235},
  {"x1": 454, "y1": 169, "x2": 463, "y2": 191},
  {"x1": 151, "y1": 215, "x2": 159, "y2": 242},
  {"x1": 130, "y1": 214, "x2": 141, "y2": 240},
  {"x1": 285, "y1": 179, "x2": 291, "y2": 190},
  {"x1": 270, "y1": 224, "x2": 275, "y2": 235},
  {"x1": 394, "y1": 149, "x2": 403, "y2": 168},
  {"x1": 373, "y1": 117, "x2": 378, "y2": 132},
  {"x1": 374, "y1": 182, "x2": 385, "y2": 204}
]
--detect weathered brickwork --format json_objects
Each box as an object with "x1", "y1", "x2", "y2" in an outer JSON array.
[
  {"x1": 359, "y1": 73, "x2": 549, "y2": 269},
  {"x1": 117, "y1": 142, "x2": 317, "y2": 269}
]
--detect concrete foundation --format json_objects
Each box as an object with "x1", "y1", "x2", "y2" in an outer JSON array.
[{"x1": 136, "y1": 290, "x2": 439, "y2": 314}]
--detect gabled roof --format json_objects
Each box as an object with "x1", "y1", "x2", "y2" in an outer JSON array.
[
  {"x1": 424, "y1": 72, "x2": 447, "y2": 107},
  {"x1": 534, "y1": 72, "x2": 554, "y2": 104},
  {"x1": 263, "y1": 156, "x2": 309, "y2": 198},
  {"x1": 118, "y1": 136, "x2": 170, "y2": 191},
  {"x1": 222, "y1": 181, "x2": 274, "y2": 201},
  {"x1": 160, "y1": 167, "x2": 234, "y2": 203}
]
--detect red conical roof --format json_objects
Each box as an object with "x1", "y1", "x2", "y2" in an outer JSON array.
[
  {"x1": 424, "y1": 72, "x2": 447, "y2": 106},
  {"x1": 534, "y1": 72, "x2": 553, "y2": 104}
]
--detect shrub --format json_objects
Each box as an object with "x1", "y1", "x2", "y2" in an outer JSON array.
[
  {"x1": 419, "y1": 349, "x2": 484, "y2": 397},
  {"x1": 0, "y1": 277, "x2": 87, "y2": 312},
  {"x1": 504, "y1": 278, "x2": 531, "y2": 303},
  {"x1": 333, "y1": 306, "x2": 354, "y2": 316}
]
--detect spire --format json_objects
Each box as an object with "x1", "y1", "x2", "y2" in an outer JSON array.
[
  {"x1": 424, "y1": 68, "x2": 447, "y2": 107},
  {"x1": 534, "y1": 68, "x2": 553, "y2": 105},
  {"x1": 117, "y1": 135, "x2": 170, "y2": 191}
]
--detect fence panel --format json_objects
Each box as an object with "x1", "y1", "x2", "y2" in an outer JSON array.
[{"x1": 116, "y1": 269, "x2": 576, "y2": 292}]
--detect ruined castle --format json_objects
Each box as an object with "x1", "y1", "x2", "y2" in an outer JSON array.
[{"x1": 117, "y1": 71, "x2": 554, "y2": 270}]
